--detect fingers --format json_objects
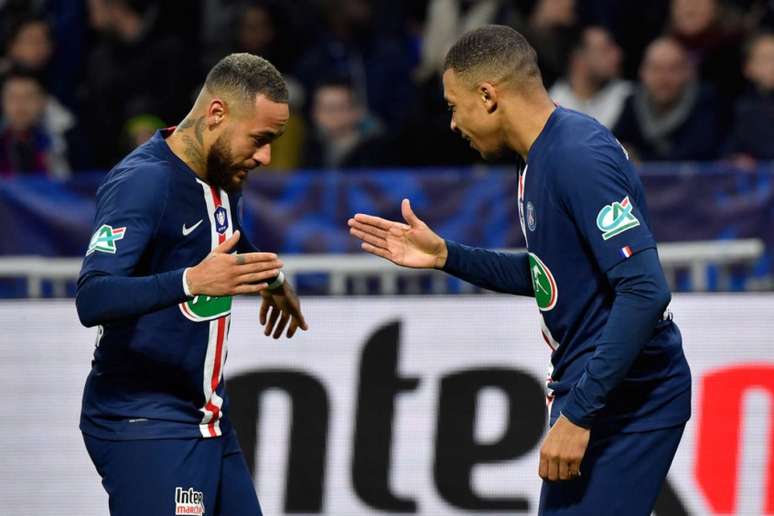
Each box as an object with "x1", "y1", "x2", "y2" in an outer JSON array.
[
  {"x1": 287, "y1": 319, "x2": 299, "y2": 338},
  {"x1": 273, "y1": 312, "x2": 290, "y2": 339},
  {"x1": 348, "y1": 219, "x2": 390, "y2": 239},
  {"x1": 214, "y1": 230, "x2": 240, "y2": 253},
  {"x1": 547, "y1": 457, "x2": 559, "y2": 482},
  {"x1": 401, "y1": 198, "x2": 421, "y2": 226},
  {"x1": 259, "y1": 297, "x2": 270, "y2": 325},
  {"x1": 559, "y1": 459, "x2": 570, "y2": 481},
  {"x1": 234, "y1": 252, "x2": 279, "y2": 265},
  {"x1": 232, "y1": 283, "x2": 268, "y2": 295},
  {"x1": 568, "y1": 459, "x2": 582, "y2": 479},
  {"x1": 351, "y1": 213, "x2": 398, "y2": 231},
  {"x1": 349, "y1": 227, "x2": 389, "y2": 251},
  {"x1": 237, "y1": 269, "x2": 282, "y2": 284},
  {"x1": 361, "y1": 242, "x2": 393, "y2": 261},
  {"x1": 539, "y1": 454, "x2": 581, "y2": 482},
  {"x1": 264, "y1": 305, "x2": 280, "y2": 336}
]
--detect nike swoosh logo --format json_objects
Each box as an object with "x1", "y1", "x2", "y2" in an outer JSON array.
[{"x1": 182, "y1": 219, "x2": 203, "y2": 236}]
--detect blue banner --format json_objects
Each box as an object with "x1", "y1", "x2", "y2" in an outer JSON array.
[{"x1": 1, "y1": 165, "x2": 772, "y2": 266}]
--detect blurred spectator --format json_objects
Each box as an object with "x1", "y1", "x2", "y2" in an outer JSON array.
[
  {"x1": 667, "y1": 0, "x2": 746, "y2": 113},
  {"x1": 79, "y1": 0, "x2": 198, "y2": 168},
  {"x1": 549, "y1": 26, "x2": 631, "y2": 127},
  {"x1": 613, "y1": 37, "x2": 721, "y2": 161},
  {"x1": 295, "y1": 0, "x2": 417, "y2": 128},
  {"x1": 231, "y1": 0, "x2": 299, "y2": 73},
  {"x1": 414, "y1": 0, "x2": 516, "y2": 82},
  {"x1": 1, "y1": 14, "x2": 53, "y2": 73},
  {"x1": 0, "y1": 68, "x2": 70, "y2": 178},
  {"x1": 726, "y1": 32, "x2": 774, "y2": 162},
  {"x1": 301, "y1": 77, "x2": 384, "y2": 169},
  {"x1": 122, "y1": 114, "x2": 165, "y2": 152},
  {"x1": 509, "y1": 0, "x2": 581, "y2": 87}
]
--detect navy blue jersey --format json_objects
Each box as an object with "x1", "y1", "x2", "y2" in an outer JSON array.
[
  {"x1": 78, "y1": 129, "x2": 254, "y2": 440},
  {"x1": 519, "y1": 107, "x2": 690, "y2": 431}
]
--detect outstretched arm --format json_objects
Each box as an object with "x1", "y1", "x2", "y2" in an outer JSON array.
[{"x1": 348, "y1": 199, "x2": 533, "y2": 296}]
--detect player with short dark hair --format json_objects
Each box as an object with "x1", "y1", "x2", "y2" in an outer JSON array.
[
  {"x1": 76, "y1": 52, "x2": 307, "y2": 516},
  {"x1": 349, "y1": 25, "x2": 691, "y2": 515}
]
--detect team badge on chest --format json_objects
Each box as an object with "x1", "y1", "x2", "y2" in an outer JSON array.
[
  {"x1": 529, "y1": 252, "x2": 558, "y2": 311},
  {"x1": 214, "y1": 207, "x2": 229, "y2": 234}
]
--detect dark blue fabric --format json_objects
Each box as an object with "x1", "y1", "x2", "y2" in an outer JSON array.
[
  {"x1": 538, "y1": 423, "x2": 685, "y2": 515},
  {"x1": 83, "y1": 431, "x2": 262, "y2": 516},
  {"x1": 78, "y1": 129, "x2": 245, "y2": 441},
  {"x1": 442, "y1": 240, "x2": 532, "y2": 295},
  {"x1": 560, "y1": 248, "x2": 682, "y2": 428},
  {"x1": 520, "y1": 107, "x2": 690, "y2": 432}
]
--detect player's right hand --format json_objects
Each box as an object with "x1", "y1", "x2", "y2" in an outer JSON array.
[
  {"x1": 348, "y1": 198, "x2": 448, "y2": 269},
  {"x1": 186, "y1": 230, "x2": 283, "y2": 296}
]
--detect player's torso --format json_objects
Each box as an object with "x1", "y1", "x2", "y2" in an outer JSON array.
[
  {"x1": 85, "y1": 147, "x2": 239, "y2": 438},
  {"x1": 95, "y1": 166, "x2": 238, "y2": 367},
  {"x1": 517, "y1": 160, "x2": 610, "y2": 373}
]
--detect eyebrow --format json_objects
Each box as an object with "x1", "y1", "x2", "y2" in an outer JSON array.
[{"x1": 250, "y1": 128, "x2": 286, "y2": 140}]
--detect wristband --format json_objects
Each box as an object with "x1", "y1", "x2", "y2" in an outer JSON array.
[{"x1": 267, "y1": 270, "x2": 285, "y2": 290}]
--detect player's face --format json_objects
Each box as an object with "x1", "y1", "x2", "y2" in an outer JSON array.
[
  {"x1": 208, "y1": 95, "x2": 289, "y2": 193},
  {"x1": 442, "y1": 69, "x2": 506, "y2": 160}
]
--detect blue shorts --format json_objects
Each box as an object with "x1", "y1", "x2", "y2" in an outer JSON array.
[
  {"x1": 83, "y1": 431, "x2": 262, "y2": 516},
  {"x1": 539, "y1": 423, "x2": 685, "y2": 516}
]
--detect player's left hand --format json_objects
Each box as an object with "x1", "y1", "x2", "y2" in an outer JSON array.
[
  {"x1": 259, "y1": 281, "x2": 309, "y2": 339},
  {"x1": 539, "y1": 414, "x2": 590, "y2": 481}
]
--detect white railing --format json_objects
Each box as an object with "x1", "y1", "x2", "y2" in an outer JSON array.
[{"x1": 0, "y1": 239, "x2": 765, "y2": 297}]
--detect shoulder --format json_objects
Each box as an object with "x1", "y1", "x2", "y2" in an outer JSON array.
[
  {"x1": 545, "y1": 110, "x2": 626, "y2": 167},
  {"x1": 97, "y1": 147, "x2": 174, "y2": 210},
  {"x1": 543, "y1": 110, "x2": 632, "y2": 190}
]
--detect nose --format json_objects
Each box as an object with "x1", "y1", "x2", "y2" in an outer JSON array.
[
  {"x1": 254, "y1": 144, "x2": 272, "y2": 167},
  {"x1": 450, "y1": 116, "x2": 457, "y2": 133}
]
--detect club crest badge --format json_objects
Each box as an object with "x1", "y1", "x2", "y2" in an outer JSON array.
[{"x1": 214, "y1": 207, "x2": 229, "y2": 235}]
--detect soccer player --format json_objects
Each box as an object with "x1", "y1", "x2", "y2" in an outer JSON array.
[
  {"x1": 348, "y1": 26, "x2": 691, "y2": 515},
  {"x1": 76, "y1": 53, "x2": 307, "y2": 516}
]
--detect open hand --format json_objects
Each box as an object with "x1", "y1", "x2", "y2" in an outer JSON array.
[{"x1": 348, "y1": 198, "x2": 448, "y2": 269}]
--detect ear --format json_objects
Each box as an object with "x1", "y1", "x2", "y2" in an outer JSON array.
[
  {"x1": 479, "y1": 82, "x2": 498, "y2": 114},
  {"x1": 207, "y1": 98, "x2": 227, "y2": 128}
]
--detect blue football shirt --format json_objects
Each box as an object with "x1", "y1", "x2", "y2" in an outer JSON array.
[
  {"x1": 519, "y1": 107, "x2": 691, "y2": 431},
  {"x1": 78, "y1": 129, "x2": 256, "y2": 440}
]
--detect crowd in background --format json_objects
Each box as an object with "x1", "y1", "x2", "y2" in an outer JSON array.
[{"x1": 0, "y1": 0, "x2": 773, "y2": 178}]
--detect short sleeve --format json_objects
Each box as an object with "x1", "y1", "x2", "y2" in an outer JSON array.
[
  {"x1": 79, "y1": 168, "x2": 169, "y2": 280},
  {"x1": 552, "y1": 144, "x2": 656, "y2": 272}
]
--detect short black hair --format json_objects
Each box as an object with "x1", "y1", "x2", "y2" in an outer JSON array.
[
  {"x1": 443, "y1": 25, "x2": 542, "y2": 88},
  {"x1": 205, "y1": 52, "x2": 288, "y2": 105}
]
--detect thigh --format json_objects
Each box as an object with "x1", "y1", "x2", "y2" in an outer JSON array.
[
  {"x1": 538, "y1": 424, "x2": 685, "y2": 516},
  {"x1": 215, "y1": 431, "x2": 263, "y2": 516},
  {"x1": 83, "y1": 433, "x2": 223, "y2": 516}
]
